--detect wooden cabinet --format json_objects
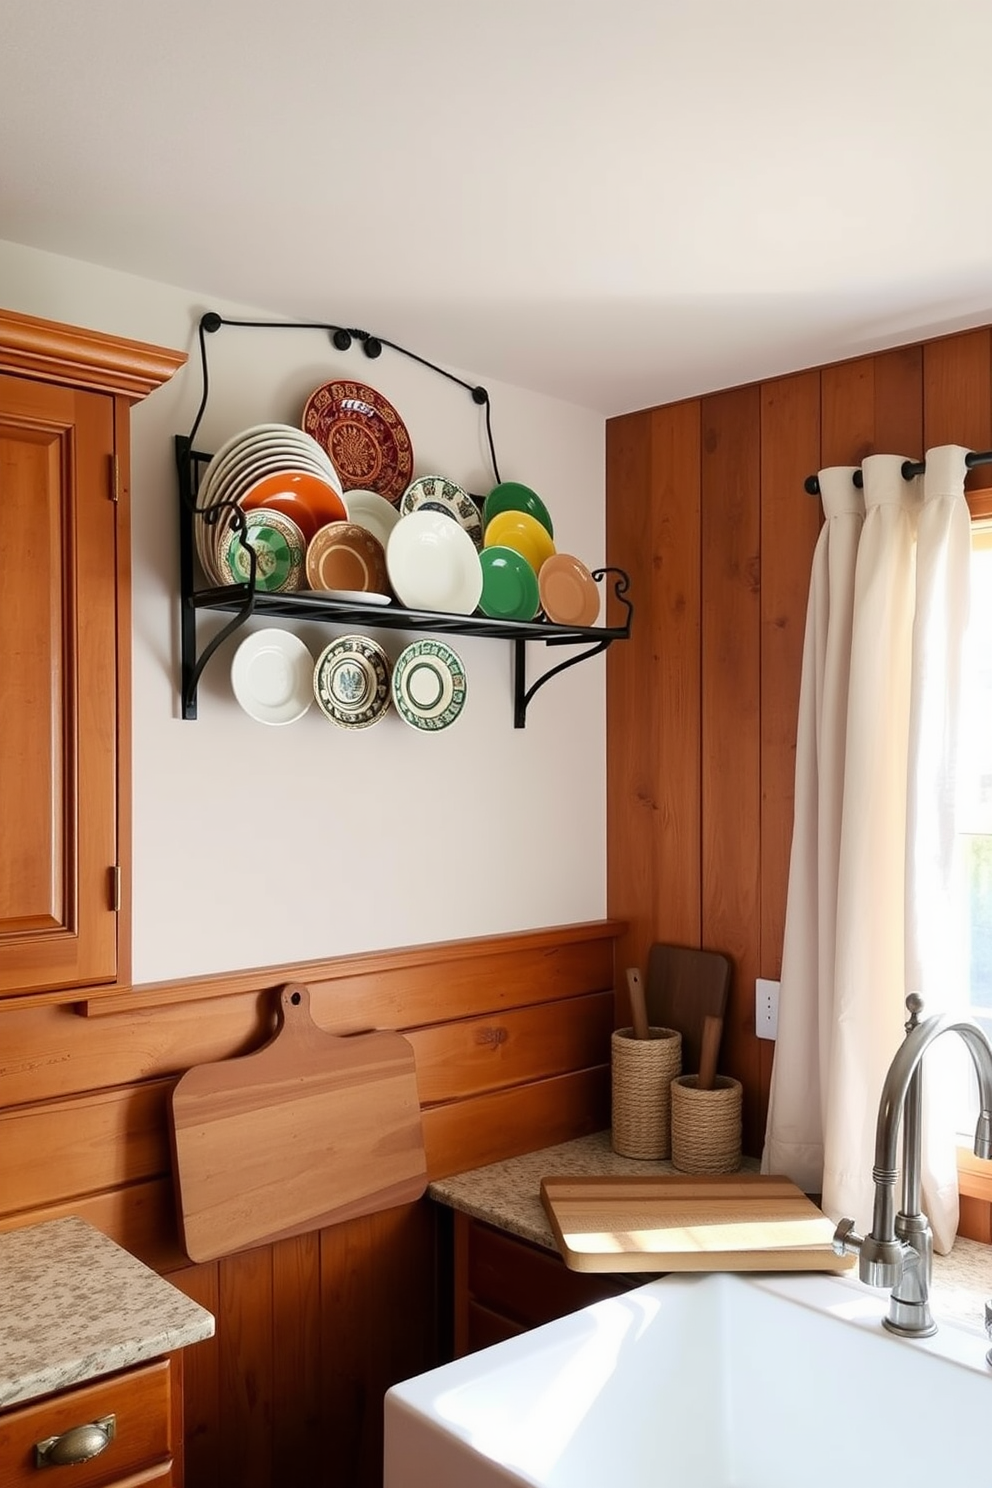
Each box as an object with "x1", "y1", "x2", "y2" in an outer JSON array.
[
  {"x1": 451, "y1": 1212, "x2": 635, "y2": 1356},
  {"x1": 0, "y1": 309, "x2": 184, "y2": 1003},
  {"x1": 0, "y1": 1355, "x2": 183, "y2": 1487}
]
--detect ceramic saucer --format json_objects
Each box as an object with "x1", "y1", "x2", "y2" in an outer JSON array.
[
  {"x1": 391, "y1": 639, "x2": 467, "y2": 731},
  {"x1": 313, "y1": 635, "x2": 392, "y2": 728}
]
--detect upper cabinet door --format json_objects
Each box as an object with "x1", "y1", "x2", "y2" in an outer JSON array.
[
  {"x1": 0, "y1": 308, "x2": 185, "y2": 1002},
  {"x1": 0, "y1": 373, "x2": 119, "y2": 996}
]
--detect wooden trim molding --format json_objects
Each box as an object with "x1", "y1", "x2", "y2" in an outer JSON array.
[
  {"x1": 81, "y1": 919, "x2": 624, "y2": 1017},
  {"x1": 0, "y1": 306, "x2": 185, "y2": 401}
]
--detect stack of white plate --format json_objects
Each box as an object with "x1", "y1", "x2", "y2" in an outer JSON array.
[{"x1": 194, "y1": 424, "x2": 342, "y2": 585}]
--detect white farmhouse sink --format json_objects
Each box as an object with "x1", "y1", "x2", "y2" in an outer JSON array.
[{"x1": 384, "y1": 1269, "x2": 990, "y2": 1488}]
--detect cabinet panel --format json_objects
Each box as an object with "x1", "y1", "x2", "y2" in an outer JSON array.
[
  {"x1": 453, "y1": 1215, "x2": 632, "y2": 1357},
  {"x1": 0, "y1": 372, "x2": 117, "y2": 996},
  {"x1": 0, "y1": 1358, "x2": 176, "y2": 1488}
]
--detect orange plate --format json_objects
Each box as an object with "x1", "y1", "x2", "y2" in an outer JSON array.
[
  {"x1": 241, "y1": 469, "x2": 348, "y2": 545},
  {"x1": 306, "y1": 522, "x2": 390, "y2": 595}
]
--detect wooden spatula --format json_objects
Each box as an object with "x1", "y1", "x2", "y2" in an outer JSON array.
[
  {"x1": 625, "y1": 967, "x2": 650, "y2": 1039},
  {"x1": 696, "y1": 1013, "x2": 724, "y2": 1090}
]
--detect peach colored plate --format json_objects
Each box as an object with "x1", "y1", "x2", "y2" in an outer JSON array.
[
  {"x1": 240, "y1": 469, "x2": 348, "y2": 545},
  {"x1": 305, "y1": 521, "x2": 390, "y2": 595},
  {"x1": 538, "y1": 552, "x2": 600, "y2": 626}
]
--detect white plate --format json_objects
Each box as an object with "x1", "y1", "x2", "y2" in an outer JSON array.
[
  {"x1": 345, "y1": 488, "x2": 402, "y2": 549},
  {"x1": 320, "y1": 589, "x2": 392, "y2": 606},
  {"x1": 391, "y1": 639, "x2": 468, "y2": 731},
  {"x1": 386, "y1": 510, "x2": 483, "y2": 614},
  {"x1": 230, "y1": 629, "x2": 314, "y2": 725}
]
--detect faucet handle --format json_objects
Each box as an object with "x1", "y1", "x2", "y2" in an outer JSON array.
[{"x1": 832, "y1": 1217, "x2": 863, "y2": 1257}]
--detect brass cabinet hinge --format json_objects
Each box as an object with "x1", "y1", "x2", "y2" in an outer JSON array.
[
  {"x1": 109, "y1": 454, "x2": 120, "y2": 503},
  {"x1": 109, "y1": 866, "x2": 121, "y2": 912}
]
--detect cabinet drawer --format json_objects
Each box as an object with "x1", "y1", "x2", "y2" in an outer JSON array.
[
  {"x1": 0, "y1": 1358, "x2": 175, "y2": 1488},
  {"x1": 468, "y1": 1219, "x2": 630, "y2": 1329}
]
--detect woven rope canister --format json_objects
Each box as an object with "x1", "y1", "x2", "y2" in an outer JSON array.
[
  {"x1": 670, "y1": 1074, "x2": 743, "y2": 1173},
  {"x1": 611, "y1": 1027, "x2": 682, "y2": 1159}
]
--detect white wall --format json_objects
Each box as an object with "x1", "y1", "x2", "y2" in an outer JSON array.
[{"x1": 0, "y1": 240, "x2": 608, "y2": 983}]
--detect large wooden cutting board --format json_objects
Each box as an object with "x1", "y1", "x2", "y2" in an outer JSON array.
[
  {"x1": 169, "y1": 983, "x2": 427, "y2": 1263},
  {"x1": 644, "y1": 943, "x2": 732, "y2": 1075},
  {"x1": 540, "y1": 1174, "x2": 855, "y2": 1274}
]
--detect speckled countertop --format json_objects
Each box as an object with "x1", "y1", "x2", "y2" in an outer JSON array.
[
  {"x1": 0, "y1": 1216, "x2": 215, "y2": 1409},
  {"x1": 429, "y1": 1130, "x2": 992, "y2": 1335}
]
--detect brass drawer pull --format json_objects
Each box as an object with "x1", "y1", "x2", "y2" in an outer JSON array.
[{"x1": 35, "y1": 1413, "x2": 116, "y2": 1468}]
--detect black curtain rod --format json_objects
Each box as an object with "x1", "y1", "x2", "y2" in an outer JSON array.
[{"x1": 804, "y1": 448, "x2": 992, "y2": 496}]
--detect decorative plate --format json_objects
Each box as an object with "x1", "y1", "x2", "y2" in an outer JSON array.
[
  {"x1": 301, "y1": 380, "x2": 414, "y2": 505},
  {"x1": 478, "y1": 544, "x2": 541, "y2": 621},
  {"x1": 230, "y1": 629, "x2": 314, "y2": 725},
  {"x1": 538, "y1": 552, "x2": 601, "y2": 627},
  {"x1": 240, "y1": 468, "x2": 348, "y2": 544},
  {"x1": 220, "y1": 510, "x2": 306, "y2": 592},
  {"x1": 313, "y1": 635, "x2": 392, "y2": 729},
  {"x1": 399, "y1": 475, "x2": 484, "y2": 550},
  {"x1": 391, "y1": 639, "x2": 467, "y2": 732},
  {"x1": 386, "y1": 511, "x2": 483, "y2": 615},
  {"x1": 305, "y1": 521, "x2": 390, "y2": 595},
  {"x1": 483, "y1": 508, "x2": 556, "y2": 574},
  {"x1": 483, "y1": 480, "x2": 554, "y2": 539}
]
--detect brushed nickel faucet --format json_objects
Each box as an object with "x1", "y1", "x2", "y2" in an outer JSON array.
[{"x1": 833, "y1": 994, "x2": 992, "y2": 1338}]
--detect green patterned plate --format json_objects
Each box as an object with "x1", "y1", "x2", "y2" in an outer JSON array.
[
  {"x1": 391, "y1": 639, "x2": 467, "y2": 732},
  {"x1": 220, "y1": 509, "x2": 305, "y2": 592}
]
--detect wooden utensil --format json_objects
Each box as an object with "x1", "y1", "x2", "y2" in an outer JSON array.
[
  {"x1": 540, "y1": 1174, "x2": 855, "y2": 1274},
  {"x1": 696, "y1": 1013, "x2": 723, "y2": 1091},
  {"x1": 625, "y1": 966, "x2": 650, "y2": 1040},
  {"x1": 169, "y1": 982, "x2": 427, "y2": 1263},
  {"x1": 644, "y1": 943, "x2": 731, "y2": 1075}
]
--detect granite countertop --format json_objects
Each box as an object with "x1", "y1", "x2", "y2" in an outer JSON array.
[
  {"x1": 429, "y1": 1130, "x2": 992, "y2": 1335},
  {"x1": 0, "y1": 1216, "x2": 215, "y2": 1409}
]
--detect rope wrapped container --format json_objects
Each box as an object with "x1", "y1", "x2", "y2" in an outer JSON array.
[
  {"x1": 610, "y1": 1027, "x2": 682, "y2": 1159},
  {"x1": 670, "y1": 1074, "x2": 743, "y2": 1173}
]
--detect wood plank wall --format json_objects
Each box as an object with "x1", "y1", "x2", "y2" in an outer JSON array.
[
  {"x1": 606, "y1": 325, "x2": 992, "y2": 1226},
  {"x1": 0, "y1": 920, "x2": 619, "y2": 1488}
]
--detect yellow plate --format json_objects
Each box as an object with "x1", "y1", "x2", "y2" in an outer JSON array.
[{"x1": 483, "y1": 508, "x2": 556, "y2": 573}]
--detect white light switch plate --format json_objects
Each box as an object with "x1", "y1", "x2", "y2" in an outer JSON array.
[{"x1": 756, "y1": 978, "x2": 780, "y2": 1040}]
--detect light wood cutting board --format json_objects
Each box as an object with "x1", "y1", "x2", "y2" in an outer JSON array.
[
  {"x1": 540, "y1": 1174, "x2": 855, "y2": 1274},
  {"x1": 169, "y1": 983, "x2": 427, "y2": 1263}
]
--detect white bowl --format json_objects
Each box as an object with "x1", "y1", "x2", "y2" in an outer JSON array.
[{"x1": 386, "y1": 510, "x2": 482, "y2": 615}]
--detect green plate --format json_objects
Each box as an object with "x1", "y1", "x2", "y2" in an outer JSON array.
[
  {"x1": 483, "y1": 480, "x2": 554, "y2": 539},
  {"x1": 478, "y1": 545, "x2": 541, "y2": 621}
]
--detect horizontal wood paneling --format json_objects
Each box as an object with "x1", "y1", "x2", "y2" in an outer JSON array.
[
  {"x1": 408, "y1": 991, "x2": 613, "y2": 1102},
  {"x1": 0, "y1": 921, "x2": 621, "y2": 1488},
  {"x1": 421, "y1": 1066, "x2": 610, "y2": 1179}
]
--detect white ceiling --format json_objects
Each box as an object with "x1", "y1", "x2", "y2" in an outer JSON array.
[{"x1": 4, "y1": 0, "x2": 992, "y2": 415}]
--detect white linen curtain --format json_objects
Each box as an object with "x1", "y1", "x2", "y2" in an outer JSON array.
[{"x1": 762, "y1": 446, "x2": 972, "y2": 1252}]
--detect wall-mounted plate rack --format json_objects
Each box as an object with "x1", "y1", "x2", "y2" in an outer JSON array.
[{"x1": 173, "y1": 312, "x2": 632, "y2": 728}]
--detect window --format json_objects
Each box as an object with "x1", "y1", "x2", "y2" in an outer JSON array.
[{"x1": 955, "y1": 521, "x2": 992, "y2": 1161}]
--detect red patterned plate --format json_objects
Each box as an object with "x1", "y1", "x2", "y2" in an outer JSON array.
[{"x1": 301, "y1": 380, "x2": 414, "y2": 506}]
